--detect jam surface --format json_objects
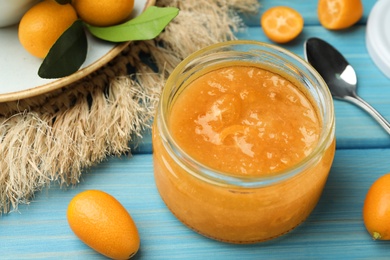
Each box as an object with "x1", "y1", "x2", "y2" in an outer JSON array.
[{"x1": 169, "y1": 65, "x2": 321, "y2": 176}]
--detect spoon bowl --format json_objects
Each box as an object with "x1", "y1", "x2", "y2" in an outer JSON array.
[{"x1": 304, "y1": 37, "x2": 390, "y2": 135}]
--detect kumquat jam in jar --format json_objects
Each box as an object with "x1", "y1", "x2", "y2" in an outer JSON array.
[{"x1": 152, "y1": 40, "x2": 335, "y2": 244}]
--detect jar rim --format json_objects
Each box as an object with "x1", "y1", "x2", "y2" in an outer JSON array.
[{"x1": 157, "y1": 40, "x2": 335, "y2": 188}]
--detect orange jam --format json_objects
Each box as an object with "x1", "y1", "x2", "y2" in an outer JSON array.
[
  {"x1": 169, "y1": 66, "x2": 321, "y2": 176},
  {"x1": 153, "y1": 41, "x2": 335, "y2": 243}
]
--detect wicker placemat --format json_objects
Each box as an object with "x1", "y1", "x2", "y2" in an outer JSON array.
[{"x1": 0, "y1": 0, "x2": 259, "y2": 213}]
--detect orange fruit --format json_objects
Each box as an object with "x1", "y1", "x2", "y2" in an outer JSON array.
[
  {"x1": 72, "y1": 0, "x2": 135, "y2": 27},
  {"x1": 67, "y1": 190, "x2": 140, "y2": 259},
  {"x1": 363, "y1": 173, "x2": 390, "y2": 240},
  {"x1": 18, "y1": 0, "x2": 78, "y2": 59},
  {"x1": 318, "y1": 0, "x2": 363, "y2": 30},
  {"x1": 260, "y1": 6, "x2": 304, "y2": 44}
]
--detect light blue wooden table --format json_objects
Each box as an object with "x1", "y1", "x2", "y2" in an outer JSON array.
[{"x1": 2, "y1": 0, "x2": 390, "y2": 259}]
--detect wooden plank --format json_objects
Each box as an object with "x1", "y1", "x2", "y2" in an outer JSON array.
[{"x1": 1, "y1": 150, "x2": 390, "y2": 259}]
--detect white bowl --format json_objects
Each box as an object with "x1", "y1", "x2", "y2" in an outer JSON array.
[
  {"x1": 0, "y1": 0, "x2": 40, "y2": 28},
  {"x1": 366, "y1": 0, "x2": 390, "y2": 79}
]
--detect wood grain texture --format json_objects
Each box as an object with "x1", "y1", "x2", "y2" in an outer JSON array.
[
  {"x1": 2, "y1": 0, "x2": 390, "y2": 259},
  {"x1": 2, "y1": 150, "x2": 390, "y2": 259}
]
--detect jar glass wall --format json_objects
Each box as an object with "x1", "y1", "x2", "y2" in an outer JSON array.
[{"x1": 152, "y1": 40, "x2": 335, "y2": 244}]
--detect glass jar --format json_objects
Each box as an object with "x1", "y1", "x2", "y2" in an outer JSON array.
[{"x1": 152, "y1": 40, "x2": 335, "y2": 244}]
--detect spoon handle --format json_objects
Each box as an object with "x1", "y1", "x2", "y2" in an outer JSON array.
[{"x1": 344, "y1": 95, "x2": 390, "y2": 135}]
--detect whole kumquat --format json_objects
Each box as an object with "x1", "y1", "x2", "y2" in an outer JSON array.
[
  {"x1": 260, "y1": 6, "x2": 304, "y2": 44},
  {"x1": 18, "y1": 0, "x2": 77, "y2": 58},
  {"x1": 72, "y1": 0, "x2": 135, "y2": 26},
  {"x1": 67, "y1": 190, "x2": 140, "y2": 259},
  {"x1": 363, "y1": 173, "x2": 390, "y2": 240},
  {"x1": 318, "y1": 0, "x2": 363, "y2": 30}
]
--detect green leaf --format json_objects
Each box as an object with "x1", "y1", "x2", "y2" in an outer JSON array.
[
  {"x1": 39, "y1": 20, "x2": 88, "y2": 79},
  {"x1": 54, "y1": 0, "x2": 72, "y2": 4},
  {"x1": 86, "y1": 6, "x2": 179, "y2": 42}
]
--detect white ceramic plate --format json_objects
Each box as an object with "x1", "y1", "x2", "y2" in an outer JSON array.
[{"x1": 0, "y1": 0, "x2": 155, "y2": 102}]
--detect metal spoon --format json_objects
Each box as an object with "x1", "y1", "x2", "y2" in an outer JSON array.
[{"x1": 304, "y1": 37, "x2": 390, "y2": 135}]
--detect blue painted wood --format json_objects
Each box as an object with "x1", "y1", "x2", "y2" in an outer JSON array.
[
  {"x1": 3, "y1": 0, "x2": 390, "y2": 259},
  {"x1": 2, "y1": 151, "x2": 390, "y2": 259}
]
